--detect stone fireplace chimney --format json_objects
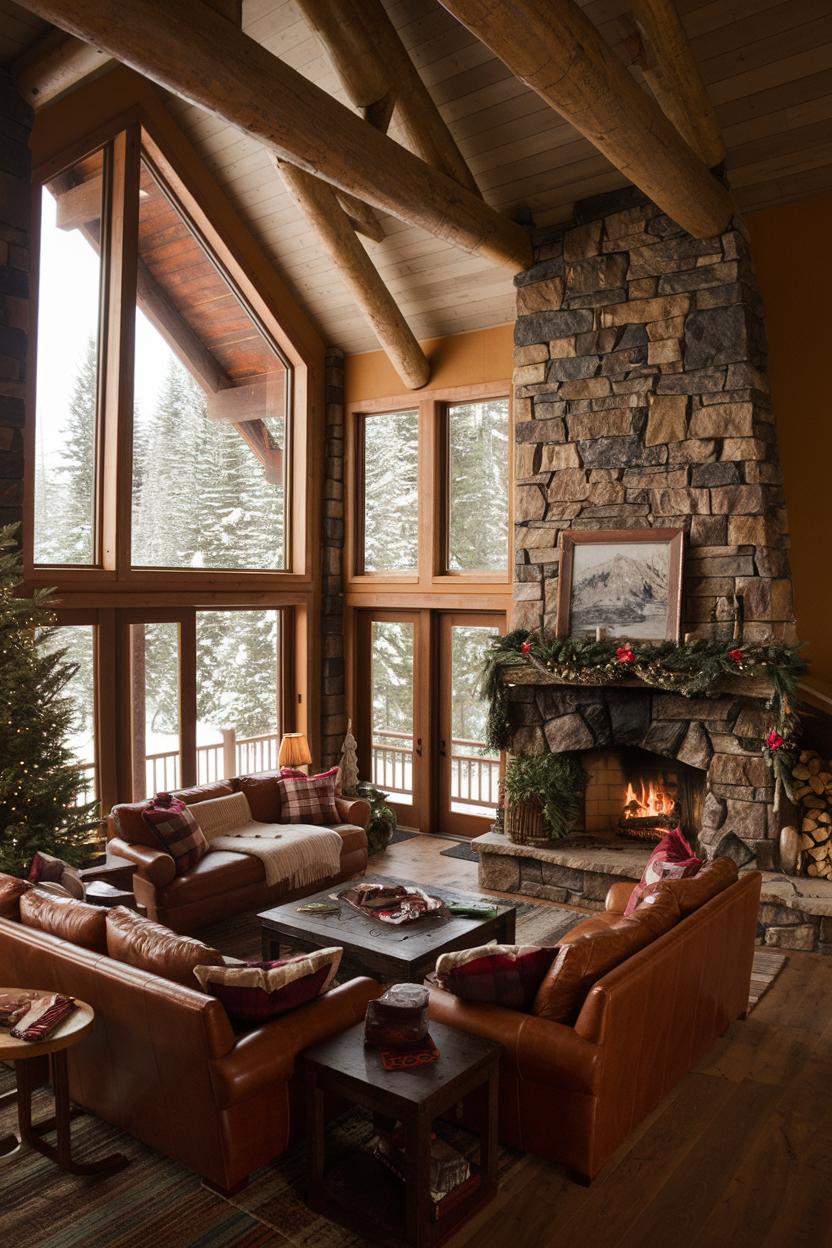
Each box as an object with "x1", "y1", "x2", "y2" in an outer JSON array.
[
  {"x1": 508, "y1": 185, "x2": 798, "y2": 867},
  {"x1": 512, "y1": 184, "x2": 796, "y2": 646}
]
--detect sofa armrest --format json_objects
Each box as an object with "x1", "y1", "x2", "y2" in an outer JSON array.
[
  {"x1": 429, "y1": 986, "x2": 600, "y2": 1094},
  {"x1": 606, "y1": 881, "x2": 637, "y2": 914},
  {"x1": 334, "y1": 796, "x2": 370, "y2": 828},
  {"x1": 209, "y1": 977, "x2": 382, "y2": 1109},
  {"x1": 108, "y1": 836, "x2": 176, "y2": 889}
]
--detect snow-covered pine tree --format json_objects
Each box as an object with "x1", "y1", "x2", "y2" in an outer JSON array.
[{"x1": 0, "y1": 526, "x2": 98, "y2": 876}]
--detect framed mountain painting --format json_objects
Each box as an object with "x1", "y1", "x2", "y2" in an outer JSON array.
[{"x1": 555, "y1": 528, "x2": 684, "y2": 642}]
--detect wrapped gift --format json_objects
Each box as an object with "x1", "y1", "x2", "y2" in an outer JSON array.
[{"x1": 364, "y1": 983, "x2": 429, "y2": 1048}]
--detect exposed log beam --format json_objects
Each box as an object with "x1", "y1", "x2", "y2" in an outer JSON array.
[
  {"x1": 277, "y1": 160, "x2": 430, "y2": 390},
  {"x1": 335, "y1": 190, "x2": 385, "y2": 244},
  {"x1": 11, "y1": 28, "x2": 110, "y2": 108},
  {"x1": 11, "y1": 0, "x2": 243, "y2": 108},
  {"x1": 14, "y1": 0, "x2": 531, "y2": 270},
  {"x1": 296, "y1": 0, "x2": 481, "y2": 197},
  {"x1": 438, "y1": 0, "x2": 733, "y2": 238},
  {"x1": 630, "y1": 0, "x2": 725, "y2": 169}
]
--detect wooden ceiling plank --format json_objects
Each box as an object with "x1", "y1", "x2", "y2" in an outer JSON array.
[
  {"x1": 630, "y1": 0, "x2": 725, "y2": 167},
  {"x1": 295, "y1": 0, "x2": 481, "y2": 197},
  {"x1": 14, "y1": 0, "x2": 531, "y2": 271},
  {"x1": 276, "y1": 158, "x2": 430, "y2": 390},
  {"x1": 437, "y1": 0, "x2": 733, "y2": 238}
]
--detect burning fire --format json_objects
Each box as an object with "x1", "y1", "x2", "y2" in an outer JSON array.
[{"x1": 623, "y1": 780, "x2": 676, "y2": 820}]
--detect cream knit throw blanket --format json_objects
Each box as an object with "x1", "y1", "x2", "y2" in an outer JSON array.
[{"x1": 190, "y1": 792, "x2": 342, "y2": 889}]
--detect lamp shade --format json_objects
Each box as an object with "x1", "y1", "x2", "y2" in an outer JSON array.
[{"x1": 278, "y1": 733, "x2": 312, "y2": 768}]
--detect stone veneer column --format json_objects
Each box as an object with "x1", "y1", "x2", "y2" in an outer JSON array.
[
  {"x1": 512, "y1": 185, "x2": 796, "y2": 643},
  {"x1": 0, "y1": 71, "x2": 33, "y2": 534},
  {"x1": 320, "y1": 346, "x2": 347, "y2": 767}
]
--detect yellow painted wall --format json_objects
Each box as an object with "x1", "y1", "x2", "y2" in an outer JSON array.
[
  {"x1": 344, "y1": 323, "x2": 513, "y2": 404},
  {"x1": 748, "y1": 193, "x2": 832, "y2": 687}
]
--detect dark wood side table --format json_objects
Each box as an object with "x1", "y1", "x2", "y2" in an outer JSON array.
[
  {"x1": 303, "y1": 1019, "x2": 500, "y2": 1248},
  {"x1": 0, "y1": 989, "x2": 128, "y2": 1176}
]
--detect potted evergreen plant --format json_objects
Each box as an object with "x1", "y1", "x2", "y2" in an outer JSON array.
[{"x1": 503, "y1": 752, "x2": 586, "y2": 845}]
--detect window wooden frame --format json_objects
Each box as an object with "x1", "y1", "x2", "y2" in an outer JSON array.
[
  {"x1": 25, "y1": 115, "x2": 310, "y2": 590},
  {"x1": 346, "y1": 381, "x2": 513, "y2": 597},
  {"x1": 24, "y1": 98, "x2": 324, "y2": 807}
]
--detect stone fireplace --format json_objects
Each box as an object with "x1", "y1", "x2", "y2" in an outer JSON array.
[{"x1": 503, "y1": 182, "x2": 798, "y2": 869}]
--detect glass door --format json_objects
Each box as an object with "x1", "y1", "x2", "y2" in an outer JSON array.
[
  {"x1": 437, "y1": 613, "x2": 503, "y2": 837},
  {"x1": 357, "y1": 611, "x2": 426, "y2": 830}
]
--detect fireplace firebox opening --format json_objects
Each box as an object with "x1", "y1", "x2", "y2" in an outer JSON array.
[{"x1": 580, "y1": 747, "x2": 705, "y2": 845}]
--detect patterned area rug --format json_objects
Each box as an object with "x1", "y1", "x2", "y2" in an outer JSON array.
[{"x1": 748, "y1": 948, "x2": 788, "y2": 1010}]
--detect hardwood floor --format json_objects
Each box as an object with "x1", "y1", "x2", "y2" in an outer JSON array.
[
  {"x1": 383, "y1": 835, "x2": 832, "y2": 1248},
  {"x1": 3, "y1": 836, "x2": 830, "y2": 1247}
]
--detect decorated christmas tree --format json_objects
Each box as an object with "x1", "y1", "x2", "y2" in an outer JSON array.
[{"x1": 0, "y1": 525, "x2": 98, "y2": 877}]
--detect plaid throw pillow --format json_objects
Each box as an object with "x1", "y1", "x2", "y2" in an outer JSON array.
[
  {"x1": 193, "y1": 947, "x2": 342, "y2": 1022},
  {"x1": 435, "y1": 944, "x2": 556, "y2": 1010},
  {"x1": 141, "y1": 793, "x2": 209, "y2": 875},
  {"x1": 277, "y1": 772, "x2": 339, "y2": 825}
]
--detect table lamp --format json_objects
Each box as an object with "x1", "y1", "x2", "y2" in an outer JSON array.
[{"x1": 278, "y1": 732, "x2": 312, "y2": 773}]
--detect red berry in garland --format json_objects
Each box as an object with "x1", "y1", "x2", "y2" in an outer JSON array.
[
  {"x1": 520, "y1": 641, "x2": 532, "y2": 655},
  {"x1": 728, "y1": 648, "x2": 743, "y2": 663},
  {"x1": 615, "y1": 645, "x2": 636, "y2": 665},
  {"x1": 766, "y1": 730, "x2": 784, "y2": 750}
]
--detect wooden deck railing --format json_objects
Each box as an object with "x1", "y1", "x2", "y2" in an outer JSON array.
[{"x1": 371, "y1": 729, "x2": 500, "y2": 809}]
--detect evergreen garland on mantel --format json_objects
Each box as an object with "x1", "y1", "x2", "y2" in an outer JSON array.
[{"x1": 481, "y1": 631, "x2": 807, "y2": 806}]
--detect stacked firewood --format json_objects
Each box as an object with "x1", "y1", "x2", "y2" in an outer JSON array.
[{"x1": 793, "y1": 750, "x2": 832, "y2": 877}]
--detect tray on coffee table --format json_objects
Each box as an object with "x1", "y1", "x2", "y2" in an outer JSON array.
[{"x1": 258, "y1": 876, "x2": 516, "y2": 983}]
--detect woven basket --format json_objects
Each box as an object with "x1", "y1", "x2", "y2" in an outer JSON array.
[{"x1": 505, "y1": 798, "x2": 551, "y2": 846}]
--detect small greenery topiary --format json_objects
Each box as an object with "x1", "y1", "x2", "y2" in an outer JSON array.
[
  {"x1": 356, "y1": 781, "x2": 397, "y2": 855},
  {"x1": 504, "y1": 752, "x2": 586, "y2": 840}
]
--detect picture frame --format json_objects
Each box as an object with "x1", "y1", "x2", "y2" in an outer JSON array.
[{"x1": 555, "y1": 528, "x2": 684, "y2": 642}]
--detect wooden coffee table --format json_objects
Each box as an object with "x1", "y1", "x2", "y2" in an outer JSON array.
[
  {"x1": 259, "y1": 876, "x2": 516, "y2": 982},
  {"x1": 0, "y1": 989, "x2": 128, "y2": 1176},
  {"x1": 304, "y1": 1019, "x2": 500, "y2": 1248}
]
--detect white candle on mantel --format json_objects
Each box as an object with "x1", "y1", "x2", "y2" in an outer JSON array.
[
  {"x1": 595, "y1": 626, "x2": 603, "y2": 642},
  {"x1": 684, "y1": 632, "x2": 693, "y2": 643}
]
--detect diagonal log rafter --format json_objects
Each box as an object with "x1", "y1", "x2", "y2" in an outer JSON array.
[
  {"x1": 437, "y1": 0, "x2": 733, "y2": 239},
  {"x1": 12, "y1": 0, "x2": 532, "y2": 270}
]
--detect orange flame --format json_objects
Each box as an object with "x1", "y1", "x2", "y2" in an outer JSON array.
[{"x1": 623, "y1": 780, "x2": 675, "y2": 819}]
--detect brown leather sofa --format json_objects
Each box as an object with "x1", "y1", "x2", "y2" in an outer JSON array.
[
  {"x1": 429, "y1": 862, "x2": 762, "y2": 1182},
  {"x1": 107, "y1": 776, "x2": 370, "y2": 933},
  {"x1": 0, "y1": 880, "x2": 381, "y2": 1193}
]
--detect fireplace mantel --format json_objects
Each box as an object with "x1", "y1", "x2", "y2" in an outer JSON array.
[{"x1": 500, "y1": 665, "x2": 776, "y2": 701}]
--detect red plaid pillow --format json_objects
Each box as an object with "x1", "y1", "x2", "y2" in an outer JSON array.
[
  {"x1": 277, "y1": 772, "x2": 339, "y2": 825},
  {"x1": 624, "y1": 826, "x2": 702, "y2": 915},
  {"x1": 141, "y1": 792, "x2": 209, "y2": 875},
  {"x1": 193, "y1": 947, "x2": 342, "y2": 1022},
  {"x1": 435, "y1": 944, "x2": 556, "y2": 1010}
]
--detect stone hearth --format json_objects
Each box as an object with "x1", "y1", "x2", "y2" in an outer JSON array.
[{"x1": 472, "y1": 830, "x2": 832, "y2": 954}]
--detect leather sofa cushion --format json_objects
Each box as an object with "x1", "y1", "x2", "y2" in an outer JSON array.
[
  {"x1": 532, "y1": 918, "x2": 652, "y2": 1024},
  {"x1": 234, "y1": 773, "x2": 282, "y2": 823},
  {"x1": 330, "y1": 824, "x2": 366, "y2": 856},
  {"x1": 19, "y1": 889, "x2": 107, "y2": 953},
  {"x1": 0, "y1": 873, "x2": 32, "y2": 920},
  {"x1": 111, "y1": 782, "x2": 235, "y2": 848},
  {"x1": 163, "y1": 850, "x2": 263, "y2": 905},
  {"x1": 106, "y1": 906, "x2": 225, "y2": 988},
  {"x1": 630, "y1": 882, "x2": 681, "y2": 938},
  {"x1": 655, "y1": 857, "x2": 738, "y2": 917}
]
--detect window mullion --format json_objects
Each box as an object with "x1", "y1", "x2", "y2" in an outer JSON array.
[{"x1": 100, "y1": 125, "x2": 141, "y2": 575}]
